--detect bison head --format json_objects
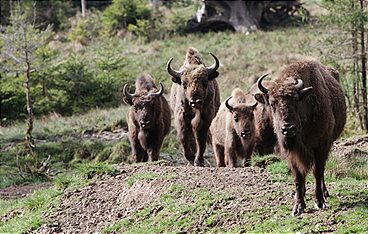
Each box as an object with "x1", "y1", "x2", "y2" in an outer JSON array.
[
  {"x1": 225, "y1": 96, "x2": 257, "y2": 140},
  {"x1": 123, "y1": 83, "x2": 164, "y2": 131},
  {"x1": 254, "y1": 74, "x2": 313, "y2": 149},
  {"x1": 167, "y1": 48, "x2": 219, "y2": 109}
]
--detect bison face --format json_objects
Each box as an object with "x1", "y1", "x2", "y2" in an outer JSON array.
[
  {"x1": 123, "y1": 83, "x2": 164, "y2": 131},
  {"x1": 167, "y1": 52, "x2": 219, "y2": 109},
  {"x1": 225, "y1": 96, "x2": 257, "y2": 140},
  {"x1": 255, "y1": 75, "x2": 313, "y2": 149}
]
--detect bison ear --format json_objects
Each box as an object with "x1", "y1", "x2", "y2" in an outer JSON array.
[
  {"x1": 123, "y1": 97, "x2": 133, "y2": 106},
  {"x1": 254, "y1": 93, "x2": 268, "y2": 105},
  {"x1": 299, "y1": 87, "x2": 313, "y2": 100},
  {"x1": 208, "y1": 71, "x2": 219, "y2": 81}
]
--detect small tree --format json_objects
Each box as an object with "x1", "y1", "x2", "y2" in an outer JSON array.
[
  {"x1": 0, "y1": 2, "x2": 52, "y2": 173},
  {"x1": 322, "y1": 0, "x2": 368, "y2": 133}
]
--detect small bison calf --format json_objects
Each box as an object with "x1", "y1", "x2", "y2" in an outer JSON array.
[
  {"x1": 210, "y1": 88, "x2": 257, "y2": 167},
  {"x1": 123, "y1": 74, "x2": 171, "y2": 162}
]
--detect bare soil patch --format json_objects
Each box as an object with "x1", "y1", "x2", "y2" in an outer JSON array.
[
  {"x1": 36, "y1": 162, "x2": 346, "y2": 233},
  {"x1": 0, "y1": 183, "x2": 52, "y2": 199},
  {"x1": 332, "y1": 135, "x2": 368, "y2": 159}
]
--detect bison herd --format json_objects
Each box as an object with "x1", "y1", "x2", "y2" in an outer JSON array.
[{"x1": 123, "y1": 47, "x2": 346, "y2": 216}]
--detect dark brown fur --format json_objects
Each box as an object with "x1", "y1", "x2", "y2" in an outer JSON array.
[
  {"x1": 255, "y1": 59, "x2": 346, "y2": 216},
  {"x1": 169, "y1": 47, "x2": 220, "y2": 166},
  {"x1": 124, "y1": 74, "x2": 171, "y2": 162},
  {"x1": 249, "y1": 81, "x2": 277, "y2": 155},
  {"x1": 210, "y1": 88, "x2": 257, "y2": 167}
]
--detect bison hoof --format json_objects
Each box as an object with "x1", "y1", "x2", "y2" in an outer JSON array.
[
  {"x1": 292, "y1": 203, "x2": 305, "y2": 216},
  {"x1": 314, "y1": 200, "x2": 328, "y2": 209},
  {"x1": 194, "y1": 159, "x2": 204, "y2": 167}
]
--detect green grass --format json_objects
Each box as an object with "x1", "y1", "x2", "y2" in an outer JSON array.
[
  {"x1": 0, "y1": 188, "x2": 62, "y2": 233},
  {"x1": 126, "y1": 171, "x2": 159, "y2": 188},
  {"x1": 76, "y1": 161, "x2": 119, "y2": 179},
  {"x1": 103, "y1": 184, "x2": 235, "y2": 233},
  {"x1": 0, "y1": 161, "x2": 121, "y2": 232},
  {"x1": 0, "y1": 106, "x2": 129, "y2": 145},
  {"x1": 245, "y1": 179, "x2": 368, "y2": 233}
]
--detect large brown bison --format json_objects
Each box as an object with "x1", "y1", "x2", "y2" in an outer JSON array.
[
  {"x1": 248, "y1": 76, "x2": 277, "y2": 155},
  {"x1": 167, "y1": 47, "x2": 220, "y2": 166},
  {"x1": 254, "y1": 59, "x2": 346, "y2": 216},
  {"x1": 123, "y1": 74, "x2": 171, "y2": 162},
  {"x1": 210, "y1": 88, "x2": 257, "y2": 167}
]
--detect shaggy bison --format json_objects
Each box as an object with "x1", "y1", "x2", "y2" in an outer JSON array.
[
  {"x1": 210, "y1": 88, "x2": 257, "y2": 167},
  {"x1": 248, "y1": 76, "x2": 277, "y2": 155},
  {"x1": 123, "y1": 74, "x2": 171, "y2": 162},
  {"x1": 167, "y1": 47, "x2": 220, "y2": 166},
  {"x1": 255, "y1": 59, "x2": 346, "y2": 216}
]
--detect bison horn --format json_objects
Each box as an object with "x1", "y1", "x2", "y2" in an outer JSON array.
[
  {"x1": 150, "y1": 83, "x2": 164, "y2": 97},
  {"x1": 225, "y1": 96, "x2": 234, "y2": 111},
  {"x1": 123, "y1": 84, "x2": 138, "y2": 100},
  {"x1": 257, "y1": 73, "x2": 269, "y2": 94},
  {"x1": 206, "y1": 52, "x2": 220, "y2": 75},
  {"x1": 295, "y1": 79, "x2": 304, "y2": 89},
  {"x1": 167, "y1": 57, "x2": 181, "y2": 80}
]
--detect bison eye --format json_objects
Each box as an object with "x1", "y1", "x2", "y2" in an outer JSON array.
[{"x1": 234, "y1": 113, "x2": 238, "y2": 122}]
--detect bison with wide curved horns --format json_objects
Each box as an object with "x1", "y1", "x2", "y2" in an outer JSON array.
[
  {"x1": 254, "y1": 59, "x2": 346, "y2": 216},
  {"x1": 123, "y1": 74, "x2": 171, "y2": 162},
  {"x1": 167, "y1": 47, "x2": 220, "y2": 166}
]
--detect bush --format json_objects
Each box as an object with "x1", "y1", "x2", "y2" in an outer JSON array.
[
  {"x1": 102, "y1": 0, "x2": 151, "y2": 34},
  {"x1": 68, "y1": 11, "x2": 103, "y2": 45}
]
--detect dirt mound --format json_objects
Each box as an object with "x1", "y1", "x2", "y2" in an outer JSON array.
[
  {"x1": 36, "y1": 164, "x2": 278, "y2": 233},
  {"x1": 332, "y1": 135, "x2": 368, "y2": 159}
]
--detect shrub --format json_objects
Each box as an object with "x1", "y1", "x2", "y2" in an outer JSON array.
[
  {"x1": 102, "y1": 0, "x2": 151, "y2": 34},
  {"x1": 68, "y1": 11, "x2": 103, "y2": 45}
]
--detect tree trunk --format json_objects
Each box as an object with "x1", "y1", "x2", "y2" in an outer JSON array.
[
  {"x1": 81, "y1": 0, "x2": 86, "y2": 18},
  {"x1": 187, "y1": 0, "x2": 306, "y2": 33},
  {"x1": 352, "y1": 0, "x2": 364, "y2": 130},
  {"x1": 359, "y1": 0, "x2": 367, "y2": 132},
  {"x1": 23, "y1": 26, "x2": 35, "y2": 154}
]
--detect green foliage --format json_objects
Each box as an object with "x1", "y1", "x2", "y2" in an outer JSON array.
[
  {"x1": 126, "y1": 172, "x2": 158, "y2": 187},
  {"x1": 76, "y1": 162, "x2": 119, "y2": 179},
  {"x1": 68, "y1": 11, "x2": 103, "y2": 45},
  {"x1": 326, "y1": 156, "x2": 368, "y2": 180},
  {"x1": 0, "y1": 188, "x2": 61, "y2": 233},
  {"x1": 22, "y1": 0, "x2": 75, "y2": 30},
  {"x1": 102, "y1": 0, "x2": 151, "y2": 34}
]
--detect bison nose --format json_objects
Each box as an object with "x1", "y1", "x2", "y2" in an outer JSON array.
[
  {"x1": 189, "y1": 98, "x2": 203, "y2": 108},
  {"x1": 241, "y1": 130, "x2": 251, "y2": 139},
  {"x1": 140, "y1": 120, "x2": 151, "y2": 129},
  {"x1": 281, "y1": 123, "x2": 296, "y2": 137}
]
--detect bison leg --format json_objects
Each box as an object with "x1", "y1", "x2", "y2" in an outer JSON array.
[
  {"x1": 225, "y1": 144, "x2": 237, "y2": 167},
  {"x1": 289, "y1": 160, "x2": 306, "y2": 216},
  {"x1": 242, "y1": 146, "x2": 252, "y2": 167},
  {"x1": 131, "y1": 139, "x2": 148, "y2": 162},
  {"x1": 178, "y1": 128, "x2": 195, "y2": 165},
  {"x1": 313, "y1": 160, "x2": 328, "y2": 209},
  {"x1": 147, "y1": 137, "x2": 164, "y2": 162},
  {"x1": 193, "y1": 128, "x2": 209, "y2": 167},
  {"x1": 213, "y1": 143, "x2": 225, "y2": 167}
]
